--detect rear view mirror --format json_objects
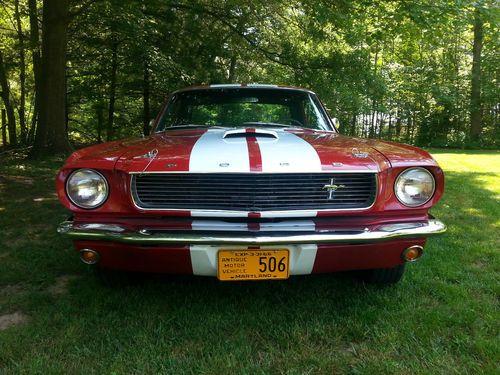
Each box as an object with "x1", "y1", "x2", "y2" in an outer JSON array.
[{"x1": 331, "y1": 117, "x2": 340, "y2": 129}]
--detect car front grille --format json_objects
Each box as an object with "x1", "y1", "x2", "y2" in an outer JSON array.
[{"x1": 131, "y1": 173, "x2": 377, "y2": 211}]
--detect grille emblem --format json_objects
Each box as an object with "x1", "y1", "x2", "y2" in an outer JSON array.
[{"x1": 323, "y1": 178, "x2": 346, "y2": 200}]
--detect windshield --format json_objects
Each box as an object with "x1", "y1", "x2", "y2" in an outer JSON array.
[{"x1": 156, "y1": 88, "x2": 332, "y2": 131}]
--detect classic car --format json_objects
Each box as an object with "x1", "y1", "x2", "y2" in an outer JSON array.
[{"x1": 57, "y1": 84, "x2": 446, "y2": 284}]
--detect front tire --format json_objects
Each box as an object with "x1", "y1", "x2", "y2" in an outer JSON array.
[{"x1": 362, "y1": 264, "x2": 406, "y2": 284}]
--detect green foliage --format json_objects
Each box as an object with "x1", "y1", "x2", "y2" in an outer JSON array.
[{"x1": 0, "y1": 0, "x2": 498, "y2": 148}]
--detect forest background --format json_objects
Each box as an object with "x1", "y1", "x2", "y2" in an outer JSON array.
[{"x1": 0, "y1": 0, "x2": 498, "y2": 156}]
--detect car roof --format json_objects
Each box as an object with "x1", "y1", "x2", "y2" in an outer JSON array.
[{"x1": 171, "y1": 84, "x2": 316, "y2": 95}]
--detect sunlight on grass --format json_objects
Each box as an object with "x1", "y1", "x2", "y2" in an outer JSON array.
[
  {"x1": 430, "y1": 149, "x2": 500, "y2": 174},
  {"x1": 0, "y1": 151, "x2": 498, "y2": 374},
  {"x1": 430, "y1": 150, "x2": 500, "y2": 197}
]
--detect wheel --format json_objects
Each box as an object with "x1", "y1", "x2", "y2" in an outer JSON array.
[
  {"x1": 92, "y1": 266, "x2": 144, "y2": 288},
  {"x1": 362, "y1": 264, "x2": 406, "y2": 284}
]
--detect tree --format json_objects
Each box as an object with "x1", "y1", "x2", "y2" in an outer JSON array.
[
  {"x1": 0, "y1": 49, "x2": 17, "y2": 146},
  {"x1": 469, "y1": 6, "x2": 484, "y2": 142},
  {"x1": 28, "y1": 0, "x2": 42, "y2": 143},
  {"x1": 0, "y1": 0, "x2": 498, "y2": 152},
  {"x1": 13, "y1": 0, "x2": 26, "y2": 143},
  {"x1": 32, "y1": 0, "x2": 72, "y2": 156}
]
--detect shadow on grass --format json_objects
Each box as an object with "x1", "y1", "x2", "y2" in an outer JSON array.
[{"x1": 0, "y1": 156, "x2": 498, "y2": 373}]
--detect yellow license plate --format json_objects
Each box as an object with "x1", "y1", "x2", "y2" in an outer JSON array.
[{"x1": 217, "y1": 249, "x2": 289, "y2": 281}]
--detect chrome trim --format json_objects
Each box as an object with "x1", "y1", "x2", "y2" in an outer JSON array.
[
  {"x1": 128, "y1": 172, "x2": 379, "y2": 215},
  {"x1": 58, "y1": 218, "x2": 446, "y2": 245},
  {"x1": 394, "y1": 167, "x2": 436, "y2": 207}
]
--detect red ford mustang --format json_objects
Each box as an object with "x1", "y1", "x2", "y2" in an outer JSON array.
[{"x1": 57, "y1": 84, "x2": 446, "y2": 284}]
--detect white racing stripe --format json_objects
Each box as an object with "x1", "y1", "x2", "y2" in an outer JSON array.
[
  {"x1": 189, "y1": 128, "x2": 250, "y2": 172},
  {"x1": 259, "y1": 131, "x2": 321, "y2": 218},
  {"x1": 188, "y1": 129, "x2": 322, "y2": 275},
  {"x1": 257, "y1": 130, "x2": 322, "y2": 173}
]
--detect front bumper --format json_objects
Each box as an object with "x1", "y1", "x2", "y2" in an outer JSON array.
[{"x1": 57, "y1": 218, "x2": 446, "y2": 245}]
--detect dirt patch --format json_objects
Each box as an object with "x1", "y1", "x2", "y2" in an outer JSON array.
[
  {"x1": 0, "y1": 283, "x2": 26, "y2": 296},
  {"x1": 0, "y1": 252, "x2": 9, "y2": 259},
  {"x1": 0, "y1": 312, "x2": 29, "y2": 330},
  {"x1": 48, "y1": 275, "x2": 80, "y2": 296}
]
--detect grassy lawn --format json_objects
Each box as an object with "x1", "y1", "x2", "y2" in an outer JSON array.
[{"x1": 0, "y1": 149, "x2": 498, "y2": 374}]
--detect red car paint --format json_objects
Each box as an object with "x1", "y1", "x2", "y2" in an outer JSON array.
[
  {"x1": 57, "y1": 85, "x2": 445, "y2": 277},
  {"x1": 56, "y1": 131, "x2": 444, "y2": 216}
]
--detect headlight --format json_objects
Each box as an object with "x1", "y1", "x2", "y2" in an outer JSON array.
[
  {"x1": 395, "y1": 167, "x2": 435, "y2": 207},
  {"x1": 66, "y1": 169, "x2": 108, "y2": 209}
]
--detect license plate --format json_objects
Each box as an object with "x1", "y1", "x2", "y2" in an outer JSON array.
[{"x1": 217, "y1": 249, "x2": 289, "y2": 281}]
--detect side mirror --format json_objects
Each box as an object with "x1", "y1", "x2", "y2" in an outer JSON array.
[{"x1": 331, "y1": 117, "x2": 340, "y2": 129}]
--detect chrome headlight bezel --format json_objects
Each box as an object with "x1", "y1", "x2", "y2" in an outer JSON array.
[
  {"x1": 66, "y1": 169, "x2": 109, "y2": 209},
  {"x1": 394, "y1": 167, "x2": 436, "y2": 207}
]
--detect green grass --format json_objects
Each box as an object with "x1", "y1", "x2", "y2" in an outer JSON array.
[{"x1": 0, "y1": 149, "x2": 499, "y2": 374}]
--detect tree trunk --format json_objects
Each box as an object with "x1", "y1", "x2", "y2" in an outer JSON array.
[
  {"x1": 96, "y1": 102, "x2": 104, "y2": 143},
  {"x1": 228, "y1": 53, "x2": 237, "y2": 82},
  {"x1": 405, "y1": 113, "x2": 412, "y2": 143},
  {"x1": 143, "y1": 60, "x2": 150, "y2": 136},
  {"x1": 469, "y1": 8, "x2": 483, "y2": 141},
  {"x1": 369, "y1": 104, "x2": 376, "y2": 138},
  {"x1": 32, "y1": 0, "x2": 72, "y2": 156},
  {"x1": 388, "y1": 109, "x2": 393, "y2": 140},
  {"x1": 28, "y1": 0, "x2": 42, "y2": 141},
  {"x1": 0, "y1": 50, "x2": 17, "y2": 146},
  {"x1": 350, "y1": 113, "x2": 357, "y2": 137},
  {"x1": 14, "y1": 0, "x2": 27, "y2": 143},
  {"x1": 395, "y1": 107, "x2": 402, "y2": 137},
  {"x1": 107, "y1": 40, "x2": 118, "y2": 141},
  {"x1": 1, "y1": 109, "x2": 6, "y2": 148}
]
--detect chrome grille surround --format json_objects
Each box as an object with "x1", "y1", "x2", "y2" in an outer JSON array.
[{"x1": 130, "y1": 172, "x2": 378, "y2": 212}]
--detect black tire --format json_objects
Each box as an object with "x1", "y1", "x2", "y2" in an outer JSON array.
[{"x1": 362, "y1": 264, "x2": 406, "y2": 284}]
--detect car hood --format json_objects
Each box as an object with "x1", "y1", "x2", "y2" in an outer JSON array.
[{"x1": 65, "y1": 127, "x2": 437, "y2": 173}]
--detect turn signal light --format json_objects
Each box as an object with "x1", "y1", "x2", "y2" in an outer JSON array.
[
  {"x1": 402, "y1": 245, "x2": 423, "y2": 262},
  {"x1": 80, "y1": 249, "x2": 100, "y2": 265}
]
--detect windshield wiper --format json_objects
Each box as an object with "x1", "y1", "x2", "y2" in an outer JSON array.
[
  {"x1": 164, "y1": 124, "x2": 226, "y2": 130},
  {"x1": 240, "y1": 121, "x2": 301, "y2": 128}
]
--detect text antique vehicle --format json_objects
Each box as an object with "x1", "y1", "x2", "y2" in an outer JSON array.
[{"x1": 57, "y1": 84, "x2": 446, "y2": 284}]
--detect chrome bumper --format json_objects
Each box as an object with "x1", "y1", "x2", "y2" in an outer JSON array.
[{"x1": 57, "y1": 219, "x2": 446, "y2": 245}]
